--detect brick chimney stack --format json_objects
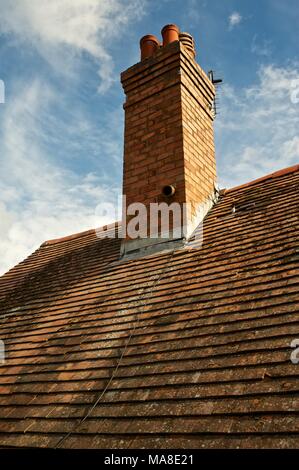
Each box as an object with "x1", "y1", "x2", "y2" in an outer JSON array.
[{"x1": 121, "y1": 24, "x2": 217, "y2": 256}]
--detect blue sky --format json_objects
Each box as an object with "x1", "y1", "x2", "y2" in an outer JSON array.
[{"x1": 0, "y1": 0, "x2": 298, "y2": 274}]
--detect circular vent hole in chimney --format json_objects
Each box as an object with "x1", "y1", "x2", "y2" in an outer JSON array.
[{"x1": 162, "y1": 185, "x2": 176, "y2": 197}]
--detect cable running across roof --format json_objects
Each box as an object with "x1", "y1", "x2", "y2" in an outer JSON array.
[{"x1": 54, "y1": 249, "x2": 176, "y2": 448}]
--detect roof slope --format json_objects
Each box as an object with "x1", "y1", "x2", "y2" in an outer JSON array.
[{"x1": 0, "y1": 166, "x2": 299, "y2": 449}]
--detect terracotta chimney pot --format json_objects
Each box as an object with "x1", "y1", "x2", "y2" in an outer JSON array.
[
  {"x1": 161, "y1": 24, "x2": 180, "y2": 47},
  {"x1": 140, "y1": 34, "x2": 160, "y2": 61}
]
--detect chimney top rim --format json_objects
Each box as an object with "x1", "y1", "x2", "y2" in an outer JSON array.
[
  {"x1": 140, "y1": 34, "x2": 160, "y2": 46},
  {"x1": 161, "y1": 24, "x2": 180, "y2": 35}
]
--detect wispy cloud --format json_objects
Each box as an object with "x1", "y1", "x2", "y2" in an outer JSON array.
[
  {"x1": 228, "y1": 12, "x2": 243, "y2": 30},
  {"x1": 185, "y1": 0, "x2": 203, "y2": 24},
  {"x1": 251, "y1": 34, "x2": 273, "y2": 57},
  {"x1": 0, "y1": 0, "x2": 146, "y2": 275},
  {"x1": 0, "y1": 79, "x2": 120, "y2": 275},
  {"x1": 215, "y1": 64, "x2": 299, "y2": 188},
  {"x1": 0, "y1": 0, "x2": 147, "y2": 93}
]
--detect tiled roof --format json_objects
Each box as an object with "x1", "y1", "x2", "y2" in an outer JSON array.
[{"x1": 0, "y1": 165, "x2": 298, "y2": 449}]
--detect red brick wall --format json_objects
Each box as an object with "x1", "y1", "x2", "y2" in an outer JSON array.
[{"x1": 121, "y1": 40, "x2": 216, "y2": 239}]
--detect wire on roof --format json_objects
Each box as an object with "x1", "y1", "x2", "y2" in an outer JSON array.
[{"x1": 54, "y1": 248, "x2": 176, "y2": 448}]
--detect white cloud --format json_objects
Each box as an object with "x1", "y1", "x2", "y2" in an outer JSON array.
[
  {"x1": 0, "y1": 79, "x2": 120, "y2": 276},
  {"x1": 215, "y1": 64, "x2": 299, "y2": 188},
  {"x1": 185, "y1": 0, "x2": 202, "y2": 24},
  {"x1": 251, "y1": 34, "x2": 272, "y2": 57},
  {"x1": 228, "y1": 12, "x2": 242, "y2": 30},
  {"x1": 0, "y1": 0, "x2": 146, "y2": 93},
  {"x1": 0, "y1": 0, "x2": 145, "y2": 275}
]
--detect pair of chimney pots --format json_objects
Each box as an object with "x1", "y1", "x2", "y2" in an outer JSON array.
[{"x1": 140, "y1": 24, "x2": 180, "y2": 61}]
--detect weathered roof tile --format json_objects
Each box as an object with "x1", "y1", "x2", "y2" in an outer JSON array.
[{"x1": 0, "y1": 166, "x2": 298, "y2": 448}]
